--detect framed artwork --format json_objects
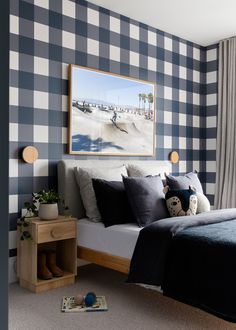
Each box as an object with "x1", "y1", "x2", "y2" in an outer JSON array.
[{"x1": 68, "y1": 64, "x2": 156, "y2": 156}]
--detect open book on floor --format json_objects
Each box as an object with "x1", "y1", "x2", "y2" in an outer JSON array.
[{"x1": 61, "y1": 296, "x2": 108, "y2": 312}]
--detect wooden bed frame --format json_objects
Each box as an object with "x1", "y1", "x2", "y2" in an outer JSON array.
[{"x1": 77, "y1": 246, "x2": 130, "y2": 274}]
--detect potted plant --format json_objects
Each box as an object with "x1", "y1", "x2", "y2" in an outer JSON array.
[
  {"x1": 17, "y1": 192, "x2": 70, "y2": 240},
  {"x1": 33, "y1": 189, "x2": 60, "y2": 220}
]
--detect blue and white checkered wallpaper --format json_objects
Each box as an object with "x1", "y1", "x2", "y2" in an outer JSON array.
[
  {"x1": 205, "y1": 44, "x2": 218, "y2": 206},
  {"x1": 9, "y1": 0, "x2": 217, "y2": 282}
]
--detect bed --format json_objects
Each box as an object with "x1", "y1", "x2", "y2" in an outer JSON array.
[
  {"x1": 58, "y1": 159, "x2": 236, "y2": 322},
  {"x1": 77, "y1": 219, "x2": 141, "y2": 273},
  {"x1": 128, "y1": 208, "x2": 236, "y2": 322},
  {"x1": 57, "y1": 159, "x2": 170, "y2": 274}
]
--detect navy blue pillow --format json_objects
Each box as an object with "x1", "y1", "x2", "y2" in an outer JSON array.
[
  {"x1": 92, "y1": 179, "x2": 135, "y2": 227},
  {"x1": 123, "y1": 176, "x2": 169, "y2": 227}
]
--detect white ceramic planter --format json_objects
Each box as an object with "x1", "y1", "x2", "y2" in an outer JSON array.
[{"x1": 38, "y1": 203, "x2": 59, "y2": 220}]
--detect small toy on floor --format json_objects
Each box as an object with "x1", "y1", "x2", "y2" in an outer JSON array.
[
  {"x1": 75, "y1": 292, "x2": 97, "y2": 306},
  {"x1": 61, "y1": 294, "x2": 108, "y2": 312},
  {"x1": 84, "y1": 292, "x2": 97, "y2": 306},
  {"x1": 74, "y1": 294, "x2": 84, "y2": 306}
]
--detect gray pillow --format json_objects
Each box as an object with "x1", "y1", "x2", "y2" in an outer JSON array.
[
  {"x1": 127, "y1": 164, "x2": 161, "y2": 177},
  {"x1": 74, "y1": 165, "x2": 127, "y2": 222},
  {"x1": 165, "y1": 171, "x2": 203, "y2": 194},
  {"x1": 127, "y1": 164, "x2": 167, "y2": 186},
  {"x1": 123, "y1": 176, "x2": 169, "y2": 227}
]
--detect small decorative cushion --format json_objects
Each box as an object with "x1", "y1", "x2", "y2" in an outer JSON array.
[
  {"x1": 123, "y1": 175, "x2": 169, "y2": 227},
  {"x1": 164, "y1": 186, "x2": 198, "y2": 217},
  {"x1": 196, "y1": 192, "x2": 211, "y2": 214},
  {"x1": 165, "y1": 171, "x2": 203, "y2": 194},
  {"x1": 74, "y1": 165, "x2": 127, "y2": 222},
  {"x1": 92, "y1": 179, "x2": 135, "y2": 227}
]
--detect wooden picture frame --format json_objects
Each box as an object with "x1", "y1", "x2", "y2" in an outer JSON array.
[{"x1": 68, "y1": 64, "x2": 156, "y2": 156}]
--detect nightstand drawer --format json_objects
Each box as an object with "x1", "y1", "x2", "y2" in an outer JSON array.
[{"x1": 37, "y1": 221, "x2": 76, "y2": 243}]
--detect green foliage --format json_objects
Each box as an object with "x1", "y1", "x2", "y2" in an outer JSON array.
[
  {"x1": 24, "y1": 201, "x2": 38, "y2": 216},
  {"x1": 17, "y1": 218, "x2": 32, "y2": 241},
  {"x1": 32, "y1": 189, "x2": 60, "y2": 204},
  {"x1": 17, "y1": 202, "x2": 37, "y2": 241}
]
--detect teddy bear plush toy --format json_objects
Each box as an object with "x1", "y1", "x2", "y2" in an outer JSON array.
[{"x1": 163, "y1": 185, "x2": 198, "y2": 217}]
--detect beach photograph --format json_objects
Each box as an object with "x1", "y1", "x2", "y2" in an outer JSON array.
[{"x1": 69, "y1": 65, "x2": 155, "y2": 155}]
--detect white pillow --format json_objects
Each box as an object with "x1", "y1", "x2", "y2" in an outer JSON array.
[
  {"x1": 196, "y1": 192, "x2": 211, "y2": 214},
  {"x1": 74, "y1": 165, "x2": 127, "y2": 222},
  {"x1": 127, "y1": 164, "x2": 161, "y2": 177}
]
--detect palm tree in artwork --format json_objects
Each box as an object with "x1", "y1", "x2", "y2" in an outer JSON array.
[
  {"x1": 138, "y1": 93, "x2": 142, "y2": 114},
  {"x1": 147, "y1": 92, "x2": 154, "y2": 118},
  {"x1": 142, "y1": 93, "x2": 147, "y2": 112}
]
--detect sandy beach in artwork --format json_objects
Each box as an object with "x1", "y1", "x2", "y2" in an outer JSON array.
[{"x1": 71, "y1": 105, "x2": 154, "y2": 154}]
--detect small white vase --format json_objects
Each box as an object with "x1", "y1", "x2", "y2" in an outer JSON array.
[{"x1": 38, "y1": 203, "x2": 59, "y2": 220}]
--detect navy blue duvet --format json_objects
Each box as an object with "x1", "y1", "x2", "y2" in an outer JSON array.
[{"x1": 127, "y1": 209, "x2": 236, "y2": 322}]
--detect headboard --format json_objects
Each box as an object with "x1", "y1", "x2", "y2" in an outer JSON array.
[{"x1": 58, "y1": 160, "x2": 171, "y2": 219}]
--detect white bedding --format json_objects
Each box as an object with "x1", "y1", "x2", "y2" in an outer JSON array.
[{"x1": 77, "y1": 219, "x2": 141, "y2": 259}]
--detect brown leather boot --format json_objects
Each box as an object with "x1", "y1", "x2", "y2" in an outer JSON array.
[
  {"x1": 46, "y1": 251, "x2": 64, "y2": 277},
  {"x1": 37, "y1": 252, "x2": 53, "y2": 280}
]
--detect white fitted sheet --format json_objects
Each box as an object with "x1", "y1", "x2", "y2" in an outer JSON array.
[{"x1": 77, "y1": 219, "x2": 141, "y2": 259}]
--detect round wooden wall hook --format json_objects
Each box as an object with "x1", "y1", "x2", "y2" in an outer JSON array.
[
  {"x1": 169, "y1": 151, "x2": 179, "y2": 164},
  {"x1": 22, "y1": 146, "x2": 39, "y2": 164}
]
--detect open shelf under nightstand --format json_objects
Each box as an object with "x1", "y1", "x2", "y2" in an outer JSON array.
[{"x1": 17, "y1": 216, "x2": 77, "y2": 293}]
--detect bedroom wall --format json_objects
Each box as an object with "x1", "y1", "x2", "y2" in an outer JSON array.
[
  {"x1": 1, "y1": 0, "x2": 10, "y2": 326},
  {"x1": 9, "y1": 0, "x2": 208, "y2": 282},
  {"x1": 205, "y1": 44, "x2": 218, "y2": 206}
]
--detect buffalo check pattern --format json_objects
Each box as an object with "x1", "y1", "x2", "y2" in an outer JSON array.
[
  {"x1": 9, "y1": 0, "x2": 218, "y2": 282},
  {"x1": 205, "y1": 44, "x2": 218, "y2": 206}
]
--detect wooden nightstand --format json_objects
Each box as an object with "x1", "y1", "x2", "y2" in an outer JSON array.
[{"x1": 17, "y1": 216, "x2": 77, "y2": 293}]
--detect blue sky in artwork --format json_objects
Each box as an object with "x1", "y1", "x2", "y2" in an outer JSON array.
[{"x1": 72, "y1": 67, "x2": 154, "y2": 108}]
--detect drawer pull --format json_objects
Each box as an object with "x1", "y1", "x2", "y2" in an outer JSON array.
[{"x1": 50, "y1": 229, "x2": 62, "y2": 239}]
